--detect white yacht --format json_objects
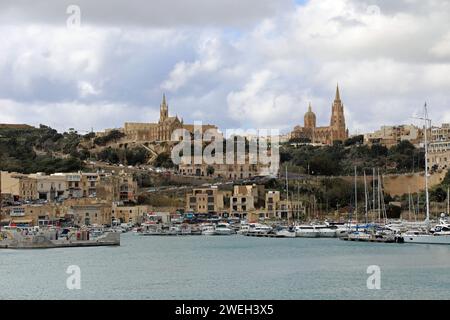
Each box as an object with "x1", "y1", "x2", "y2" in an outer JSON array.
[
  {"x1": 403, "y1": 217, "x2": 450, "y2": 244},
  {"x1": 274, "y1": 226, "x2": 296, "y2": 238},
  {"x1": 201, "y1": 224, "x2": 216, "y2": 236},
  {"x1": 294, "y1": 225, "x2": 320, "y2": 238},
  {"x1": 294, "y1": 224, "x2": 337, "y2": 238},
  {"x1": 246, "y1": 223, "x2": 272, "y2": 235},
  {"x1": 214, "y1": 223, "x2": 235, "y2": 235},
  {"x1": 236, "y1": 224, "x2": 250, "y2": 235}
]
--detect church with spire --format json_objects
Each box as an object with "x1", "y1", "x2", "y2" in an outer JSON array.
[
  {"x1": 291, "y1": 85, "x2": 349, "y2": 145},
  {"x1": 123, "y1": 94, "x2": 217, "y2": 142}
]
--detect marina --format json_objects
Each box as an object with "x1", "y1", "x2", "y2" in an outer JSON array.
[{"x1": 2, "y1": 233, "x2": 450, "y2": 300}]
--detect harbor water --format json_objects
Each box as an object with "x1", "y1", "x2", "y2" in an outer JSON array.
[{"x1": 1, "y1": 233, "x2": 450, "y2": 300}]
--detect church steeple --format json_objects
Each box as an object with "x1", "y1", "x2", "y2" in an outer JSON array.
[
  {"x1": 330, "y1": 84, "x2": 347, "y2": 142},
  {"x1": 304, "y1": 102, "x2": 316, "y2": 129},
  {"x1": 160, "y1": 93, "x2": 168, "y2": 122},
  {"x1": 335, "y1": 84, "x2": 341, "y2": 102}
]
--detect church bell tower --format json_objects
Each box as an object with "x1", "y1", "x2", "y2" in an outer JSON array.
[{"x1": 159, "y1": 93, "x2": 169, "y2": 123}]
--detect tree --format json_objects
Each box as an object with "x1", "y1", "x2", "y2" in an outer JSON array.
[
  {"x1": 344, "y1": 135, "x2": 363, "y2": 146},
  {"x1": 206, "y1": 165, "x2": 215, "y2": 176}
]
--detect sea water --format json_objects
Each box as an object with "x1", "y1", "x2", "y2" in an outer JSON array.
[{"x1": 1, "y1": 233, "x2": 449, "y2": 299}]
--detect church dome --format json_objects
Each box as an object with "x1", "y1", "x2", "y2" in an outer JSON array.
[{"x1": 304, "y1": 103, "x2": 316, "y2": 128}]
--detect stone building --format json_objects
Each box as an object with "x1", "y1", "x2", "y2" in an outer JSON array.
[
  {"x1": 111, "y1": 204, "x2": 150, "y2": 224},
  {"x1": 123, "y1": 94, "x2": 217, "y2": 143},
  {"x1": 0, "y1": 172, "x2": 38, "y2": 201},
  {"x1": 185, "y1": 187, "x2": 228, "y2": 214},
  {"x1": 291, "y1": 85, "x2": 349, "y2": 145},
  {"x1": 68, "y1": 203, "x2": 112, "y2": 226},
  {"x1": 364, "y1": 124, "x2": 424, "y2": 148},
  {"x1": 264, "y1": 190, "x2": 305, "y2": 220}
]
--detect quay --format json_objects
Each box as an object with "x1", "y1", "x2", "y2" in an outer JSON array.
[
  {"x1": 340, "y1": 235, "x2": 404, "y2": 243},
  {"x1": 0, "y1": 232, "x2": 120, "y2": 249},
  {"x1": 242, "y1": 233, "x2": 285, "y2": 238}
]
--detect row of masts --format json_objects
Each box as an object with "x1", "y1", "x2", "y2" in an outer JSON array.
[{"x1": 354, "y1": 167, "x2": 387, "y2": 225}]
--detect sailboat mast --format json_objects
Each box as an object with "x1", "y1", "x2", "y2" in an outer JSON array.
[
  {"x1": 354, "y1": 166, "x2": 358, "y2": 225},
  {"x1": 423, "y1": 103, "x2": 431, "y2": 223},
  {"x1": 447, "y1": 187, "x2": 449, "y2": 215},
  {"x1": 408, "y1": 186, "x2": 412, "y2": 222},
  {"x1": 364, "y1": 171, "x2": 368, "y2": 224},
  {"x1": 377, "y1": 169, "x2": 381, "y2": 223},
  {"x1": 372, "y1": 168, "x2": 376, "y2": 221},
  {"x1": 285, "y1": 166, "x2": 289, "y2": 223}
]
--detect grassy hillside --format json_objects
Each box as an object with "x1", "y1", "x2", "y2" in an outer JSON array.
[{"x1": 0, "y1": 125, "x2": 84, "y2": 174}]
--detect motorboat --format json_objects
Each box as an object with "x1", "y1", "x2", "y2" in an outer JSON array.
[
  {"x1": 236, "y1": 223, "x2": 250, "y2": 235},
  {"x1": 214, "y1": 223, "x2": 235, "y2": 235},
  {"x1": 201, "y1": 224, "x2": 216, "y2": 236},
  {"x1": 246, "y1": 223, "x2": 272, "y2": 235},
  {"x1": 274, "y1": 226, "x2": 296, "y2": 238}
]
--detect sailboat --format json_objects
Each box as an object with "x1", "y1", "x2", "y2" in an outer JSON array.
[{"x1": 402, "y1": 103, "x2": 450, "y2": 245}]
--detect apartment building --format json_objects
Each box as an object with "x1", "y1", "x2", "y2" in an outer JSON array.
[{"x1": 185, "y1": 187, "x2": 226, "y2": 214}]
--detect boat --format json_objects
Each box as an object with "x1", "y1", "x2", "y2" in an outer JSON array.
[
  {"x1": 214, "y1": 223, "x2": 235, "y2": 235},
  {"x1": 245, "y1": 223, "x2": 272, "y2": 235},
  {"x1": 294, "y1": 224, "x2": 319, "y2": 237},
  {"x1": 201, "y1": 224, "x2": 216, "y2": 236},
  {"x1": 274, "y1": 226, "x2": 296, "y2": 238},
  {"x1": 236, "y1": 223, "x2": 250, "y2": 235},
  {"x1": 294, "y1": 224, "x2": 337, "y2": 238},
  {"x1": 402, "y1": 104, "x2": 450, "y2": 245}
]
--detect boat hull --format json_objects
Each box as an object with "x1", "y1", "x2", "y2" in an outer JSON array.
[{"x1": 402, "y1": 235, "x2": 450, "y2": 245}]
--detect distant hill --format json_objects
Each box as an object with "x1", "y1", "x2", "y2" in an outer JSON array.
[
  {"x1": 0, "y1": 124, "x2": 152, "y2": 174},
  {"x1": 0, "y1": 125, "x2": 84, "y2": 174}
]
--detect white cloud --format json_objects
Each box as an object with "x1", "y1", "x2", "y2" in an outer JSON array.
[
  {"x1": 78, "y1": 81, "x2": 101, "y2": 97},
  {"x1": 1, "y1": 0, "x2": 450, "y2": 134},
  {"x1": 0, "y1": 99, "x2": 158, "y2": 132}
]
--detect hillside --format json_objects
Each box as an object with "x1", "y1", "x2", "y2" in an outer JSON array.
[
  {"x1": 0, "y1": 125, "x2": 84, "y2": 174},
  {"x1": 280, "y1": 137, "x2": 426, "y2": 176}
]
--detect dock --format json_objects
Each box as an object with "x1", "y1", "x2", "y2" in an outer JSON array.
[
  {"x1": 241, "y1": 233, "x2": 285, "y2": 238},
  {"x1": 340, "y1": 235, "x2": 403, "y2": 243},
  {"x1": 0, "y1": 232, "x2": 120, "y2": 249}
]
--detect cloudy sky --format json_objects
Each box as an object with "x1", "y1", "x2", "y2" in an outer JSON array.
[{"x1": 1, "y1": 0, "x2": 450, "y2": 134}]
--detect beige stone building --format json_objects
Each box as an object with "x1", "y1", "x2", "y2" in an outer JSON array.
[
  {"x1": 185, "y1": 187, "x2": 227, "y2": 214},
  {"x1": 431, "y1": 123, "x2": 450, "y2": 142},
  {"x1": 364, "y1": 124, "x2": 424, "y2": 148},
  {"x1": 291, "y1": 85, "x2": 349, "y2": 145},
  {"x1": 428, "y1": 123, "x2": 450, "y2": 171},
  {"x1": 112, "y1": 204, "x2": 150, "y2": 224},
  {"x1": 1, "y1": 172, "x2": 38, "y2": 201},
  {"x1": 264, "y1": 190, "x2": 305, "y2": 220},
  {"x1": 229, "y1": 185, "x2": 265, "y2": 218},
  {"x1": 123, "y1": 94, "x2": 217, "y2": 143},
  {"x1": 68, "y1": 203, "x2": 112, "y2": 226},
  {"x1": 1, "y1": 203, "x2": 64, "y2": 226}
]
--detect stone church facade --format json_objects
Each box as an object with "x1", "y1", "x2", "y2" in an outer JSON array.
[
  {"x1": 291, "y1": 85, "x2": 349, "y2": 145},
  {"x1": 123, "y1": 94, "x2": 216, "y2": 142}
]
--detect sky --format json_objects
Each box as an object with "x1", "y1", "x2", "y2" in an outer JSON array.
[{"x1": 0, "y1": 0, "x2": 450, "y2": 134}]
